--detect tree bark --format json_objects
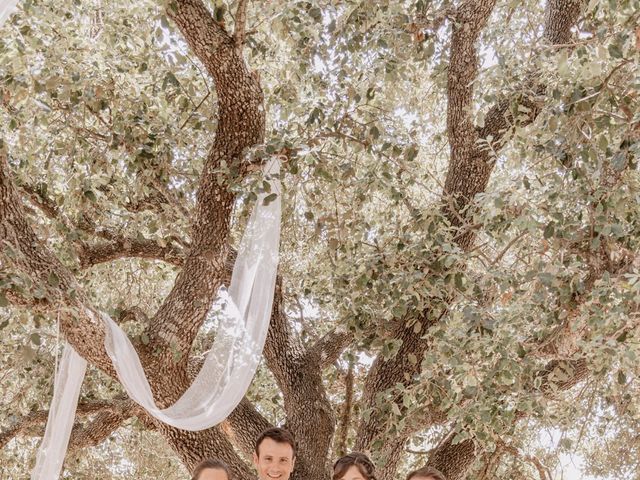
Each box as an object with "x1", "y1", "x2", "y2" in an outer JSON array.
[
  {"x1": 355, "y1": 1, "x2": 586, "y2": 479},
  {"x1": 0, "y1": 1, "x2": 591, "y2": 479}
]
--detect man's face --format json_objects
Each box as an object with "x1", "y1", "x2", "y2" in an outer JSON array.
[
  {"x1": 197, "y1": 468, "x2": 228, "y2": 480},
  {"x1": 253, "y1": 438, "x2": 296, "y2": 480}
]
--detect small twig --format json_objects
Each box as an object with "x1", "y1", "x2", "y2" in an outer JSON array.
[
  {"x1": 491, "y1": 231, "x2": 528, "y2": 266},
  {"x1": 180, "y1": 90, "x2": 211, "y2": 130},
  {"x1": 499, "y1": 441, "x2": 552, "y2": 480},
  {"x1": 233, "y1": 0, "x2": 249, "y2": 48}
]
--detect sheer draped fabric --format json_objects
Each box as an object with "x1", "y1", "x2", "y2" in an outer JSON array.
[
  {"x1": 30, "y1": 160, "x2": 281, "y2": 479},
  {"x1": 30, "y1": 346, "x2": 88, "y2": 480},
  {"x1": 0, "y1": 0, "x2": 19, "y2": 25}
]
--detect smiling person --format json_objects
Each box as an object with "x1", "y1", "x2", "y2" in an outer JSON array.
[
  {"x1": 253, "y1": 428, "x2": 297, "y2": 480},
  {"x1": 406, "y1": 466, "x2": 447, "y2": 480},
  {"x1": 191, "y1": 459, "x2": 230, "y2": 480},
  {"x1": 332, "y1": 452, "x2": 376, "y2": 480}
]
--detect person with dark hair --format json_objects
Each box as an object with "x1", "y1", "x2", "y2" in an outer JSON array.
[
  {"x1": 253, "y1": 427, "x2": 296, "y2": 480},
  {"x1": 191, "y1": 458, "x2": 230, "y2": 480},
  {"x1": 332, "y1": 452, "x2": 376, "y2": 480},
  {"x1": 406, "y1": 466, "x2": 447, "y2": 480}
]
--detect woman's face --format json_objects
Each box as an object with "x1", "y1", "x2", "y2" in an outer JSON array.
[{"x1": 338, "y1": 465, "x2": 368, "y2": 480}]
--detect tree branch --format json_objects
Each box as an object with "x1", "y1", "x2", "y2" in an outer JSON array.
[
  {"x1": 427, "y1": 435, "x2": 477, "y2": 480},
  {"x1": 355, "y1": 2, "x2": 586, "y2": 478},
  {"x1": 68, "y1": 400, "x2": 141, "y2": 452},
  {"x1": 304, "y1": 328, "x2": 354, "y2": 369},
  {"x1": 78, "y1": 237, "x2": 184, "y2": 268},
  {"x1": 233, "y1": 0, "x2": 249, "y2": 47},
  {"x1": 498, "y1": 441, "x2": 552, "y2": 480},
  {"x1": 117, "y1": 306, "x2": 150, "y2": 325},
  {"x1": 19, "y1": 183, "x2": 62, "y2": 223},
  {"x1": 543, "y1": 0, "x2": 584, "y2": 45},
  {"x1": 334, "y1": 360, "x2": 354, "y2": 458},
  {"x1": 0, "y1": 149, "x2": 116, "y2": 374},
  {"x1": 19, "y1": 182, "x2": 186, "y2": 268},
  {"x1": 146, "y1": 0, "x2": 266, "y2": 386},
  {"x1": 477, "y1": 0, "x2": 584, "y2": 154},
  {"x1": 442, "y1": 0, "x2": 498, "y2": 250},
  {"x1": 0, "y1": 399, "x2": 136, "y2": 450},
  {"x1": 223, "y1": 398, "x2": 273, "y2": 459},
  {"x1": 425, "y1": 355, "x2": 590, "y2": 479},
  {"x1": 157, "y1": 422, "x2": 256, "y2": 480},
  {"x1": 0, "y1": 284, "x2": 52, "y2": 313},
  {"x1": 262, "y1": 280, "x2": 305, "y2": 387}
]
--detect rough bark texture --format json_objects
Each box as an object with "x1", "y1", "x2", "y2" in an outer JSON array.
[
  {"x1": 428, "y1": 437, "x2": 477, "y2": 480},
  {"x1": 355, "y1": 0, "x2": 498, "y2": 473},
  {"x1": 0, "y1": 398, "x2": 139, "y2": 450},
  {"x1": 261, "y1": 282, "x2": 337, "y2": 480},
  {"x1": 335, "y1": 361, "x2": 354, "y2": 458},
  {"x1": 146, "y1": 0, "x2": 266, "y2": 389},
  {"x1": 1, "y1": 148, "x2": 116, "y2": 375},
  {"x1": 355, "y1": 1, "x2": 586, "y2": 479},
  {"x1": 442, "y1": 0, "x2": 499, "y2": 250},
  {"x1": 78, "y1": 237, "x2": 184, "y2": 268}
]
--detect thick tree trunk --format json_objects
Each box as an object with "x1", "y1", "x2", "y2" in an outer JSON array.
[{"x1": 0, "y1": 1, "x2": 592, "y2": 479}]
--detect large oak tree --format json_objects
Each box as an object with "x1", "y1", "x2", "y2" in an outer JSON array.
[{"x1": 1, "y1": 0, "x2": 639, "y2": 479}]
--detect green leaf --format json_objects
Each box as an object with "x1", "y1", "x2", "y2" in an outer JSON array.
[
  {"x1": 617, "y1": 370, "x2": 627, "y2": 385},
  {"x1": 263, "y1": 193, "x2": 278, "y2": 206},
  {"x1": 84, "y1": 190, "x2": 97, "y2": 203},
  {"x1": 608, "y1": 43, "x2": 623, "y2": 59},
  {"x1": 557, "y1": 51, "x2": 570, "y2": 77},
  {"x1": 616, "y1": 331, "x2": 628, "y2": 343},
  {"x1": 47, "y1": 272, "x2": 60, "y2": 288},
  {"x1": 452, "y1": 430, "x2": 469, "y2": 445},
  {"x1": 559, "y1": 438, "x2": 573, "y2": 450},
  {"x1": 611, "y1": 151, "x2": 628, "y2": 171},
  {"x1": 405, "y1": 144, "x2": 418, "y2": 161},
  {"x1": 21, "y1": 345, "x2": 37, "y2": 362},
  {"x1": 309, "y1": 7, "x2": 322, "y2": 22},
  {"x1": 162, "y1": 71, "x2": 180, "y2": 90}
]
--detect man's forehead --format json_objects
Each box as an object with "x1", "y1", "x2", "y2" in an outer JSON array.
[{"x1": 257, "y1": 438, "x2": 294, "y2": 457}]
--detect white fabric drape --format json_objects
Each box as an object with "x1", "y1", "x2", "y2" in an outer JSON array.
[
  {"x1": 31, "y1": 346, "x2": 87, "y2": 480},
  {"x1": 32, "y1": 159, "x2": 281, "y2": 479},
  {"x1": 0, "y1": 0, "x2": 19, "y2": 26}
]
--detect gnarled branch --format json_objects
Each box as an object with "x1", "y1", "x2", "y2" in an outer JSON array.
[
  {"x1": 304, "y1": 328, "x2": 354, "y2": 369},
  {"x1": 146, "y1": 0, "x2": 266, "y2": 387},
  {"x1": 78, "y1": 237, "x2": 184, "y2": 268},
  {"x1": 442, "y1": 0, "x2": 499, "y2": 250},
  {"x1": 0, "y1": 398, "x2": 137, "y2": 450}
]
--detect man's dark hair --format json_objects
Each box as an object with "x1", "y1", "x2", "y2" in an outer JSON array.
[
  {"x1": 254, "y1": 427, "x2": 296, "y2": 457},
  {"x1": 192, "y1": 458, "x2": 230, "y2": 480},
  {"x1": 406, "y1": 466, "x2": 447, "y2": 480}
]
